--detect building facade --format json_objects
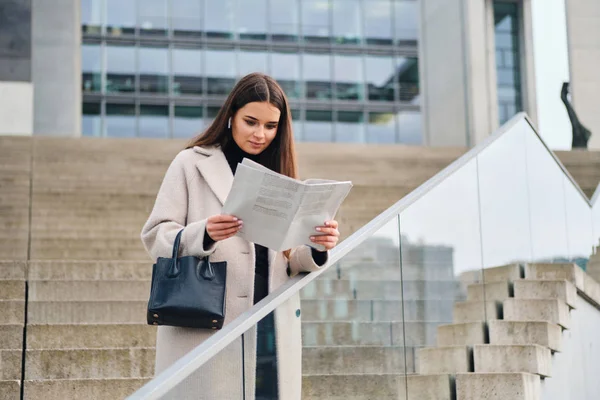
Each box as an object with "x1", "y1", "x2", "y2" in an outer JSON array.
[{"x1": 1, "y1": 0, "x2": 599, "y2": 149}]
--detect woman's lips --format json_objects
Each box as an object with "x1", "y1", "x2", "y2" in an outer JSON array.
[{"x1": 249, "y1": 141, "x2": 263, "y2": 148}]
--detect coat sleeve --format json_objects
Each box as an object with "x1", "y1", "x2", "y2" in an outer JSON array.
[
  {"x1": 141, "y1": 152, "x2": 216, "y2": 260},
  {"x1": 288, "y1": 246, "x2": 329, "y2": 277}
]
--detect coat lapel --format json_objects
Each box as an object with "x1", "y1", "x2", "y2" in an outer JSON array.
[{"x1": 194, "y1": 146, "x2": 233, "y2": 205}]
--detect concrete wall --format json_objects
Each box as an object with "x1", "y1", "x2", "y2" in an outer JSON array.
[
  {"x1": 566, "y1": 0, "x2": 600, "y2": 150},
  {"x1": 541, "y1": 295, "x2": 600, "y2": 399},
  {"x1": 31, "y1": 0, "x2": 81, "y2": 136},
  {"x1": 0, "y1": 82, "x2": 34, "y2": 135}
]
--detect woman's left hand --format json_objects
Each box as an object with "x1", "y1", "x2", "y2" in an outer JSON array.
[{"x1": 310, "y1": 220, "x2": 340, "y2": 251}]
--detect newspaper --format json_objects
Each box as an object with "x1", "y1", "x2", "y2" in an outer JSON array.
[{"x1": 222, "y1": 158, "x2": 353, "y2": 251}]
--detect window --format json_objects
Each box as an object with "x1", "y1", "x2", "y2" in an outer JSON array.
[
  {"x1": 206, "y1": 50, "x2": 236, "y2": 95},
  {"x1": 366, "y1": 56, "x2": 395, "y2": 102},
  {"x1": 81, "y1": 0, "x2": 102, "y2": 34},
  {"x1": 334, "y1": 55, "x2": 364, "y2": 101},
  {"x1": 82, "y1": 44, "x2": 102, "y2": 93},
  {"x1": 238, "y1": 51, "x2": 268, "y2": 78},
  {"x1": 171, "y1": 0, "x2": 203, "y2": 37},
  {"x1": 106, "y1": 0, "x2": 135, "y2": 35},
  {"x1": 394, "y1": 0, "x2": 419, "y2": 45},
  {"x1": 271, "y1": 0, "x2": 299, "y2": 42},
  {"x1": 291, "y1": 108, "x2": 302, "y2": 140},
  {"x1": 139, "y1": 0, "x2": 168, "y2": 36},
  {"x1": 271, "y1": 52, "x2": 301, "y2": 99},
  {"x1": 302, "y1": 0, "x2": 330, "y2": 43},
  {"x1": 139, "y1": 105, "x2": 169, "y2": 138},
  {"x1": 174, "y1": 106, "x2": 203, "y2": 138},
  {"x1": 82, "y1": 102, "x2": 102, "y2": 137},
  {"x1": 105, "y1": 103, "x2": 136, "y2": 137},
  {"x1": 332, "y1": 0, "x2": 361, "y2": 44},
  {"x1": 205, "y1": 1, "x2": 235, "y2": 39},
  {"x1": 397, "y1": 110, "x2": 422, "y2": 144},
  {"x1": 367, "y1": 112, "x2": 396, "y2": 143},
  {"x1": 303, "y1": 53, "x2": 332, "y2": 100},
  {"x1": 364, "y1": 0, "x2": 393, "y2": 45},
  {"x1": 396, "y1": 57, "x2": 420, "y2": 103},
  {"x1": 106, "y1": 45, "x2": 135, "y2": 93},
  {"x1": 336, "y1": 111, "x2": 365, "y2": 143},
  {"x1": 139, "y1": 46, "x2": 169, "y2": 94},
  {"x1": 304, "y1": 110, "x2": 333, "y2": 142},
  {"x1": 205, "y1": 106, "x2": 221, "y2": 128},
  {"x1": 238, "y1": 0, "x2": 267, "y2": 40},
  {"x1": 173, "y1": 48, "x2": 203, "y2": 96}
]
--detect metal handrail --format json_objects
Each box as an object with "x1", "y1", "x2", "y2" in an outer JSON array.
[{"x1": 128, "y1": 112, "x2": 594, "y2": 399}]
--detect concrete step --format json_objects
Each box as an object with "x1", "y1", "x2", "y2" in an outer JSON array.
[
  {"x1": 28, "y1": 260, "x2": 150, "y2": 281},
  {"x1": 0, "y1": 281, "x2": 25, "y2": 300},
  {"x1": 453, "y1": 301, "x2": 501, "y2": 322},
  {"x1": 0, "y1": 350, "x2": 21, "y2": 380},
  {"x1": 301, "y1": 299, "x2": 454, "y2": 322},
  {"x1": 417, "y1": 346, "x2": 471, "y2": 374},
  {"x1": 27, "y1": 324, "x2": 157, "y2": 349},
  {"x1": 503, "y1": 299, "x2": 570, "y2": 329},
  {"x1": 301, "y1": 279, "x2": 460, "y2": 300},
  {"x1": 27, "y1": 301, "x2": 147, "y2": 324},
  {"x1": 437, "y1": 322, "x2": 486, "y2": 347},
  {"x1": 302, "y1": 321, "x2": 440, "y2": 347},
  {"x1": 302, "y1": 346, "x2": 412, "y2": 375},
  {"x1": 488, "y1": 320, "x2": 562, "y2": 352},
  {"x1": 473, "y1": 344, "x2": 551, "y2": 377},
  {"x1": 302, "y1": 373, "x2": 452, "y2": 400},
  {"x1": 524, "y1": 263, "x2": 584, "y2": 290},
  {"x1": 25, "y1": 348, "x2": 155, "y2": 379},
  {"x1": 467, "y1": 281, "x2": 511, "y2": 302},
  {"x1": 513, "y1": 280, "x2": 577, "y2": 308},
  {"x1": 29, "y1": 280, "x2": 150, "y2": 301},
  {"x1": 23, "y1": 378, "x2": 150, "y2": 400},
  {"x1": 0, "y1": 380, "x2": 20, "y2": 400},
  {"x1": 583, "y1": 274, "x2": 600, "y2": 306},
  {"x1": 0, "y1": 325, "x2": 23, "y2": 349},
  {"x1": 30, "y1": 240, "x2": 148, "y2": 260},
  {"x1": 0, "y1": 241, "x2": 28, "y2": 259},
  {"x1": 0, "y1": 261, "x2": 27, "y2": 280},
  {"x1": 1, "y1": 300, "x2": 25, "y2": 325},
  {"x1": 481, "y1": 264, "x2": 523, "y2": 283},
  {"x1": 456, "y1": 372, "x2": 541, "y2": 400}
]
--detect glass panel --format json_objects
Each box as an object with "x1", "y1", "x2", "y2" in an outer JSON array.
[
  {"x1": 139, "y1": 105, "x2": 169, "y2": 138},
  {"x1": 399, "y1": 159, "x2": 484, "y2": 383},
  {"x1": 367, "y1": 112, "x2": 396, "y2": 144},
  {"x1": 302, "y1": 0, "x2": 331, "y2": 44},
  {"x1": 174, "y1": 106, "x2": 203, "y2": 138},
  {"x1": 205, "y1": 106, "x2": 221, "y2": 128},
  {"x1": 304, "y1": 110, "x2": 333, "y2": 142},
  {"x1": 138, "y1": 0, "x2": 168, "y2": 36},
  {"x1": 238, "y1": 0, "x2": 267, "y2": 40},
  {"x1": 106, "y1": 0, "x2": 135, "y2": 35},
  {"x1": 291, "y1": 108, "x2": 303, "y2": 140},
  {"x1": 206, "y1": 50, "x2": 236, "y2": 95},
  {"x1": 205, "y1": 0, "x2": 235, "y2": 39},
  {"x1": 336, "y1": 111, "x2": 364, "y2": 143},
  {"x1": 397, "y1": 57, "x2": 420, "y2": 104},
  {"x1": 366, "y1": 56, "x2": 395, "y2": 102},
  {"x1": 524, "y1": 128, "x2": 569, "y2": 262},
  {"x1": 271, "y1": 0, "x2": 299, "y2": 42},
  {"x1": 81, "y1": 0, "x2": 102, "y2": 34},
  {"x1": 105, "y1": 103, "x2": 136, "y2": 137},
  {"x1": 238, "y1": 50, "x2": 268, "y2": 78},
  {"x1": 397, "y1": 111, "x2": 422, "y2": 145},
  {"x1": 106, "y1": 45, "x2": 135, "y2": 93},
  {"x1": 332, "y1": 0, "x2": 361, "y2": 44},
  {"x1": 594, "y1": 200, "x2": 600, "y2": 253},
  {"x1": 564, "y1": 179, "x2": 594, "y2": 270},
  {"x1": 303, "y1": 53, "x2": 333, "y2": 100},
  {"x1": 301, "y1": 218, "x2": 407, "y2": 399},
  {"x1": 82, "y1": 102, "x2": 102, "y2": 137},
  {"x1": 82, "y1": 44, "x2": 102, "y2": 93},
  {"x1": 477, "y1": 119, "x2": 532, "y2": 267},
  {"x1": 334, "y1": 55, "x2": 364, "y2": 101},
  {"x1": 171, "y1": 0, "x2": 203, "y2": 38},
  {"x1": 139, "y1": 46, "x2": 169, "y2": 94},
  {"x1": 394, "y1": 0, "x2": 419, "y2": 45},
  {"x1": 173, "y1": 48, "x2": 203, "y2": 96},
  {"x1": 271, "y1": 52, "x2": 301, "y2": 99},
  {"x1": 365, "y1": 0, "x2": 393, "y2": 45}
]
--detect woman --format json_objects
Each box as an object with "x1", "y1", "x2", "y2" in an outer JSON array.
[{"x1": 141, "y1": 73, "x2": 340, "y2": 399}]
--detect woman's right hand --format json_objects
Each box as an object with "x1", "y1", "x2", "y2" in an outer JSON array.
[{"x1": 206, "y1": 215, "x2": 243, "y2": 242}]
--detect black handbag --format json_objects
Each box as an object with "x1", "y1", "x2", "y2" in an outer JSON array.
[{"x1": 147, "y1": 229, "x2": 227, "y2": 329}]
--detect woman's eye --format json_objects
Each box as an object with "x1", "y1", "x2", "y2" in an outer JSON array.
[
  {"x1": 245, "y1": 120, "x2": 256, "y2": 126},
  {"x1": 267, "y1": 125, "x2": 277, "y2": 130}
]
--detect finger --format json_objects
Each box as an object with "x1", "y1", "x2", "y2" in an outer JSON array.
[
  {"x1": 210, "y1": 225, "x2": 242, "y2": 237},
  {"x1": 209, "y1": 215, "x2": 239, "y2": 223},
  {"x1": 315, "y1": 227, "x2": 339, "y2": 237},
  {"x1": 324, "y1": 220, "x2": 338, "y2": 229},
  {"x1": 310, "y1": 235, "x2": 338, "y2": 243},
  {"x1": 209, "y1": 221, "x2": 242, "y2": 230}
]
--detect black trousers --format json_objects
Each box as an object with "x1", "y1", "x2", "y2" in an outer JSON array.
[{"x1": 253, "y1": 274, "x2": 279, "y2": 400}]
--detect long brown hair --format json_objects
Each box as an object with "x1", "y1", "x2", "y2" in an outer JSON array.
[{"x1": 186, "y1": 73, "x2": 298, "y2": 180}]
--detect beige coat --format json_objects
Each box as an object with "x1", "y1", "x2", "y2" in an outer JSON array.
[{"x1": 141, "y1": 145, "x2": 327, "y2": 400}]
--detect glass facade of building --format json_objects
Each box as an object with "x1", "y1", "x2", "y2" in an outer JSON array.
[{"x1": 81, "y1": 0, "x2": 421, "y2": 143}]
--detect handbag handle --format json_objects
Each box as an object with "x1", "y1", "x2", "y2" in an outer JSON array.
[
  {"x1": 168, "y1": 229, "x2": 185, "y2": 277},
  {"x1": 168, "y1": 229, "x2": 214, "y2": 280}
]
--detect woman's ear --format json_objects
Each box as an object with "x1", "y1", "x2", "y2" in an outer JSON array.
[{"x1": 228, "y1": 117, "x2": 232, "y2": 129}]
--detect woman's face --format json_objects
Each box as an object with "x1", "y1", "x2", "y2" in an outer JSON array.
[{"x1": 231, "y1": 101, "x2": 281, "y2": 155}]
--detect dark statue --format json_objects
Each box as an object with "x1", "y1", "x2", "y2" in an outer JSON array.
[{"x1": 561, "y1": 82, "x2": 592, "y2": 149}]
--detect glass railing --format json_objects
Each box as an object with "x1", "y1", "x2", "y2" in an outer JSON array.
[{"x1": 129, "y1": 113, "x2": 600, "y2": 399}]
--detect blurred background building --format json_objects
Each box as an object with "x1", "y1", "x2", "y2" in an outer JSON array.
[{"x1": 1, "y1": 0, "x2": 599, "y2": 150}]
